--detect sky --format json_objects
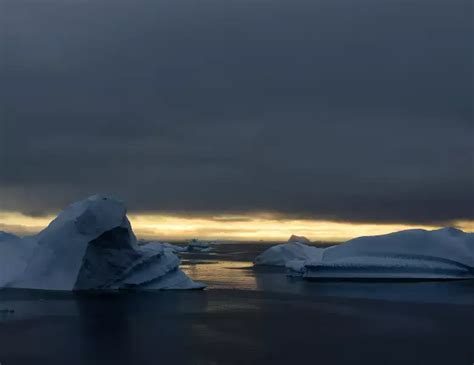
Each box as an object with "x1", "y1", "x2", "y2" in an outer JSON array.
[{"x1": 0, "y1": 0, "x2": 473, "y2": 241}]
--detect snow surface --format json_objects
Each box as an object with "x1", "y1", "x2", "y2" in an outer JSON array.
[
  {"x1": 260, "y1": 228, "x2": 474, "y2": 280},
  {"x1": 254, "y1": 237, "x2": 323, "y2": 267},
  {"x1": 0, "y1": 195, "x2": 204, "y2": 291}
]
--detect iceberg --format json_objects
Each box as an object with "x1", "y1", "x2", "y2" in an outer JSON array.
[
  {"x1": 140, "y1": 241, "x2": 188, "y2": 254},
  {"x1": 0, "y1": 232, "x2": 36, "y2": 287},
  {"x1": 285, "y1": 259, "x2": 310, "y2": 276},
  {"x1": 254, "y1": 235, "x2": 322, "y2": 267},
  {"x1": 288, "y1": 235, "x2": 311, "y2": 244},
  {"x1": 138, "y1": 239, "x2": 214, "y2": 254},
  {"x1": 298, "y1": 228, "x2": 474, "y2": 280},
  {"x1": 0, "y1": 231, "x2": 20, "y2": 242},
  {"x1": 0, "y1": 195, "x2": 204, "y2": 291},
  {"x1": 186, "y1": 239, "x2": 213, "y2": 252},
  {"x1": 162, "y1": 242, "x2": 188, "y2": 253}
]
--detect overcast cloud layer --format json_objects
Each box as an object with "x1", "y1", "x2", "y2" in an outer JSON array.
[{"x1": 1, "y1": 0, "x2": 473, "y2": 224}]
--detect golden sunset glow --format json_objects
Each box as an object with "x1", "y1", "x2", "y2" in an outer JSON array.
[{"x1": 1, "y1": 210, "x2": 473, "y2": 242}]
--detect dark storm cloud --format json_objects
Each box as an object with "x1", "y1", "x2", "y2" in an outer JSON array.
[{"x1": 1, "y1": 0, "x2": 473, "y2": 224}]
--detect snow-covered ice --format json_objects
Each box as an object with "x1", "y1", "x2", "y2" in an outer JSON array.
[
  {"x1": 284, "y1": 228, "x2": 474, "y2": 280},
  {"x1": 254, "y1": 235, "x2": 322, "y2": 267},
  {"x1": 0, "y1": 195, "x2": 204, "y2": 291}
]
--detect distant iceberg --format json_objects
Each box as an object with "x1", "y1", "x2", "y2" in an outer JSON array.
[
  {"x1": 288, "y1": 235, "x2": 311, "y2": 244},
  {"x1": 0, "y1": 195, "x2": 204, "y2": 291},
  {"x1": 141, "y1": 241, "x2": 188, "y2": 254},
  {"x1": 142, "y1": 240, "x2": 214, "y2": 253},
  {"x1": 274, "y1": 228, "x2": 474, "y2": 280},
  {"x1": 186, "y1": 239, "x2": 213, "y2": 252},
  {"x1": 254, "y1": 235, "x2": 322, "y2": 266}
]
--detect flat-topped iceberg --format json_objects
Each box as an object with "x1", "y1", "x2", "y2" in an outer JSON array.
[
  {"x1": 254, "y1": 235, "x2": 322, "y2": 266},
  {"x1": 0, "y1": 195, "x2": 204, "y2": 291},
  {"x1": 275, "y1": 228, "x2": 474, "y2": 280}
]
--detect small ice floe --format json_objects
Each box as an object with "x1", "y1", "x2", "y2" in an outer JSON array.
[
  {"x1": 186, "y1": 239, "x2": 213, "y2": 252},
  {"x1": 140, "y1": 239, "x2": 214, "y2": 253},
  {"x1": 143, "y1": 241, "x2": 188, "y2": 254}
]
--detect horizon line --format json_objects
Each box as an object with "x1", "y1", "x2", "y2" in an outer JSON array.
[{"x1": 1, "y1": 210, "x2": 472, "y2": 243}]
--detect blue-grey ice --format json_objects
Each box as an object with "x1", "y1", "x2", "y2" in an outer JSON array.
[
  {"x1": 0, "y1": 195, "x2": 204, "y2": 291},
  {"x1": 254, "y1": 235, "x2": 323, "y2": 266},
  {"x1": 257, "y1": 229, "x2": 474, "y2": 280}
]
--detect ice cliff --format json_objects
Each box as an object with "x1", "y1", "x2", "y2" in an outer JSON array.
[
  {"x1": 0, "y1": 195, "x2": 204, "y2": 291},
  {"x1": 0, "y1": 231, "x2": 20, "y2": 242}
]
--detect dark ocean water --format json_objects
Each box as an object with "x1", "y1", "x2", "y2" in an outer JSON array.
[{"x1": 0, "y1": 242, "x2": 473, "y2": 364}]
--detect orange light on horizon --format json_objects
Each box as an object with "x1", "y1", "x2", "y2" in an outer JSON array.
[{"x1": 1, "y1": 210, "x2": 472, "y2": 242}]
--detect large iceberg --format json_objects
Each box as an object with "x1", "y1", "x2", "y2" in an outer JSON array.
[
  {"x1": 285, "y1": 228, "x2": 474, "y2": 280},
  {"x1": 0, "y1": 195, "x2": 204, "y2": 291},
  {"x1": 254, "y1": 235, "x2": 322, "y2": 266}
]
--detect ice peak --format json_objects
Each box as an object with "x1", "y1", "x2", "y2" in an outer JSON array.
[
  {"x1": 435, "y1": 227, "x2": 465, "y2": 235},
  {"x1": 41, "y1": 194, "x2": 128, "y2": 240},
  {"x1": 288, "y1": 235, "x2": 311, "y2": 244}
]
